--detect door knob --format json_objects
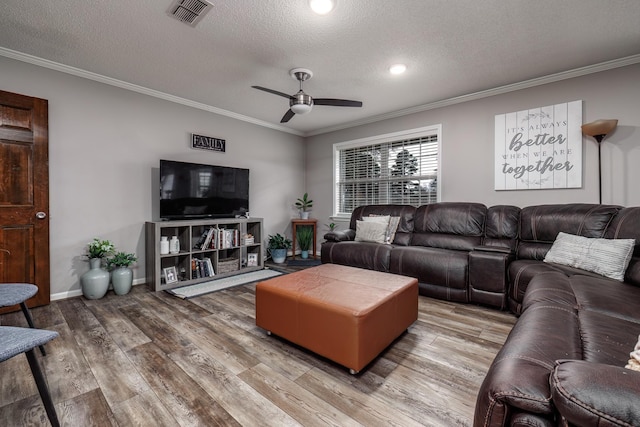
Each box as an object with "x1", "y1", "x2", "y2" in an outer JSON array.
[{"x1": 36, "y1": 212, "x2": 47, "y2": 219}]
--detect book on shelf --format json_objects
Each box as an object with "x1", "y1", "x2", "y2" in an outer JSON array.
[{"x1": 191, "y1": 258, "x2": 215, "y2": 278}]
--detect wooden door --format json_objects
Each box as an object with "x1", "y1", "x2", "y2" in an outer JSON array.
[{"x1": 0, "y1": 90, "x2": 50, "y2": 308}]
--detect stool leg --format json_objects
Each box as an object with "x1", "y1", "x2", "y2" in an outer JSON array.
[
  {"x1": 25, "y1": 349, "x2": 60, "y2": 427},
  {"x1": 20, "y1": 302, "x2": 46, "y2": 356}
]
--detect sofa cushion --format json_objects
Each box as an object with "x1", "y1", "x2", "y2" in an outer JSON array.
[
  {"x1": 604, "y1": 207, "x2": 640, "y2": 286},
  {"x1": 551, "y1": 361, "x2": 640, "y2": 427},
  {"x1": 570, "y1": 275, "x2": 640, "y2": 325},
  {"x1": 321, "y1": 241, "x2": 392, "y2": 272},
  {"x1": 412, "y1": 202, "x2": 486, "y2": 251},
  {"x1": 508, "y1": 260, "x2": 604, "y2": 313},
  {"x1": 475, "y1": 302, "x2": 582, "y2": 423},
  {"x1": 579, "y1": 311, "x2": 640, "y2": 364},
  {"x1": 543, "y1": 232, "x2": 635, "y2": 281},
  {"x1": 483, "y1": 205, "x2": 521, "y2": 251},
  {"x1": 389, "y1": 246, "x2": 469, "y2": 301},
  {"x1": 517, "y1": 204, "x2": 621, "y2": 260}
]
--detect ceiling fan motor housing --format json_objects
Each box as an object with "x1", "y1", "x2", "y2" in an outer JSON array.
[{"x1": 290, "y1": 91, "x2": 313, "y2": 114}]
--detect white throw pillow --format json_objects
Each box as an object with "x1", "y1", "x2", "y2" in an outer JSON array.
[
  {"x1": 355, "y1": 220, "x2": 388, "y2": 244},
  {"x1": 362, "y1": 215, "x2": 390, "y2": 226},
  {"x1": 386, "y1": 216, "x2": 401, "y2": 244},
  {"x1": 365, "y1": 214, "x2": 400, "y2": 244},
  {"x1": 544, "y1": 232, "x2": 635, "y2": 281}
]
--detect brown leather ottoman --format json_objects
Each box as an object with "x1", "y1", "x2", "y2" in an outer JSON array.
[{"x1": 255, "y1": 263, "x2": 418, "y2": 374}]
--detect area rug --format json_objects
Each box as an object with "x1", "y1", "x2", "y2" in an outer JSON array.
[
  {"x1": 167, "y1": 269, "x2": 283, "y2": 299},
  {"x1": 286, "y1": 259, "x2": 322, "y2": 267}
]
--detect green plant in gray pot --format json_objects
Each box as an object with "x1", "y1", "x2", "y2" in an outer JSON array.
[
  {"x1": 267, "y1": 233, "x2": 292, "y2": 264},
  {"x1": 106, "y1": 251, "x2": 137, "y2": 295},
  {"x1": 296, "y1": 225, "x2": 314, "y2": 259}
]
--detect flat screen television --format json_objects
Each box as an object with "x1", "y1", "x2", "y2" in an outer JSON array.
[{"x1": 159, "y1": 160, "x2": 249, "y2": 220}]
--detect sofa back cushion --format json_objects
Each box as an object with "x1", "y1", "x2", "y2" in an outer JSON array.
[
  {"x1": 517, "y1": 204, "x2": 621, "y2": 260},
  {"x1": 350, "y1": 205, "x2": 416, "y2": 246},
  {"x1": 412, "y1": 202, "x2": 486, "y2": 251},
  {"x1": 484, "y1": 205, "x2": 521, "y2": 251},
  {"x1": 604, "y1": 207, "x2": 640, "y2": 286}
]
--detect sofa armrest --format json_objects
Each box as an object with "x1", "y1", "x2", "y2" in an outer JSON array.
[
  {"x1": 323, "y1": 229, "x2": 355, "y2": 242},
  {"x1": 551, "y1": 360, "x2": 640, "y2": 427},
  {"x1": 469, "y1": 246, "x2": 514, "y2": 309},
  {"x1": 472, "y1": 245, "x2": 512, "y2": 254}
]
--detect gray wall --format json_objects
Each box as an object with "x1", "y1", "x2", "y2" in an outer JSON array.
[
  {"x1": 306, "y1": 64, "x2": 640, "y2": 233},
  {"x1": 1, "y1": 55, "x2": 305, "y2": 298},
  {"x1": 2, "y1": 55, "x2": 639, "y2": 299}
]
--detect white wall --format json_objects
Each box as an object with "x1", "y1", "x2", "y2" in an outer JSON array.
[
  {"x1": 306, "y1": 64, "x2": 640, "y2": 233},
  {"x1": 0, "y1": 56, "x2": 305, "y2": 298}
]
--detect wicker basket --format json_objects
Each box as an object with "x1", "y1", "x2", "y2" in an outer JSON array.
[{"x1": 217, "y1": 258, "x2": 239, "y2": 274}]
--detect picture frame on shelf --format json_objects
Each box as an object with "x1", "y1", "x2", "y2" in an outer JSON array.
[
  {"x1": 247, "y1": 253, "x2": 258, "y2": 267},
  {"x1": 163, "y1": 266, "x2": 178, "y2": 284}
]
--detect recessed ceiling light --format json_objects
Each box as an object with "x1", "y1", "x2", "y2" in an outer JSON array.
[
  {"x1": 389, "y1": 64, "x2": 407, "y2": 75},
  {"x1": 309, "y1": 0, "x2": 336, "y2": 15}
]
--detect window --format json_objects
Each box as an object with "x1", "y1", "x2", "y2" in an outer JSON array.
[{"x1": 333, "y1": 125, "x2": 441, "y2": 216}]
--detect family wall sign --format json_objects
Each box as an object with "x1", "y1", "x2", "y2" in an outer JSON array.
[{"x1": 494, "y1": 100, "x2": 582, "y2": 190}]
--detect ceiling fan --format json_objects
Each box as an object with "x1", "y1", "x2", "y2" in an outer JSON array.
[{"x1": 252, "y1": 68, "x2": 363, "y2": 123}]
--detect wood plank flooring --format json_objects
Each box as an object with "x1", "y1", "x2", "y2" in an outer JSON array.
[{"x1": 0, "y1": 270, "x2": 515, "y2": 426}]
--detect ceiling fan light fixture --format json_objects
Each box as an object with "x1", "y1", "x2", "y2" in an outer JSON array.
[
  {"x1": 309, "y1": 0, "x2": 336, "y2": 15},
  {"x1": 389, "y1": 64, "x2": 407, "y2": 75},
  {"x1": 291, "y1": 103, "x2": 313, "y2": 115},
  {"x1": 290, "y1": 90, "x2": 313, "y2": 114}
]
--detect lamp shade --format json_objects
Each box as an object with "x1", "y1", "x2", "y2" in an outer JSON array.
[{"x1": 581, "y1": 119, "x2": 618, "y2": 142}]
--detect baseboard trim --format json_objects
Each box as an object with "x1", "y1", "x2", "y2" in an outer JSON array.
[{"x1": 50, "y1": 278, "x2": 147, "y2": 301}]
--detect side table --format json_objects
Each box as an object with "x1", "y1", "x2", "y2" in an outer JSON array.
[{"x1": 291, "y1": 219, "x2": 317, "y2": 260}]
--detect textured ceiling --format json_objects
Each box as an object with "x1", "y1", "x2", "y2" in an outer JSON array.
[{"x1": 1, "y1": 0, "x2": 640, "y2": 135}]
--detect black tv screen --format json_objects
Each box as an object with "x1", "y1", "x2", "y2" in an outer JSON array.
[{"x1": 159, "y1": 160, "x2": 249, "y2": 220}]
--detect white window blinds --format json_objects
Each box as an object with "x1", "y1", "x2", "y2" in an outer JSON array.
[{"x1": 334, "y1": 127, "x2": 440, "y2": 216}]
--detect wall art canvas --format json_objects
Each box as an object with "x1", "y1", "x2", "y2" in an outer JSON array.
[{"x1": 495, "y1": 100, "x2": 582, "y2": 190}]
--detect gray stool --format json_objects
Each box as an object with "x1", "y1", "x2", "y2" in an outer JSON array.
[
  {"x1": 0, "y1": 283, "x2": 46, "y2": 356},
  {"x1": 0, "y1": 326, "x2": 60, "y2": 427}
]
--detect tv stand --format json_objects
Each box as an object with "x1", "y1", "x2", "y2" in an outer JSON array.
[{"x1": 145, "y1": 217, "x2": 263, "y2": 292}]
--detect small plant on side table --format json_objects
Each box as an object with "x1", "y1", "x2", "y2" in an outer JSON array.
[{"x1": 295, "y1": 193, "x2": 313, "y2": 219}]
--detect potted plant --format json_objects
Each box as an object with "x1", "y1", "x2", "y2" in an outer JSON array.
[
  {"x1": 81, "y1": 238, "x2": 115, "y2": 299},
  {"x1": 267, "y1": 233, "x2": 292, "y2": 264},
  {"x1": 324, "y1": 222, "x2": 338, "y2": 232},
  {"x1": 296, "y1": 226, "x2": 314, "y2": 259},
  {"x1": 295, "y1": 193, "x2": 313, "y2": 219},
  {"x1": 107, "y1": 251, "x2": 137, "y2": 295}
]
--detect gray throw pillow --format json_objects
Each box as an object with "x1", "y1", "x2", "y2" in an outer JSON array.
[{"x1": 544, "y1": 232, "x2": 635, "y2": 281}]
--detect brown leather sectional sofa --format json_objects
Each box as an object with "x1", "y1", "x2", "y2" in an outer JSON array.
[{"x1": 321, "y1": 202, "x2": 640, "y2": 426}]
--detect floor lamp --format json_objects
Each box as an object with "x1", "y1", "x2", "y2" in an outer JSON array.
[{"x1": 581, "y1": 119, "x2": 618, "y2": 204}]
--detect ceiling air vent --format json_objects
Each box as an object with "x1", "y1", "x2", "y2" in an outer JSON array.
[{"x1": 168, "y1": 0, "x2": 213, "y2": 27}]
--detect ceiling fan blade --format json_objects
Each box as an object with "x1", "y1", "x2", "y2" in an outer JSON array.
[
  {"x1": 252, "y1": 86, "x2": 293, "y2": 99},
  {"x1": 280, "y1": 109, "x2": 295, "y2": 123},
  {"x1": 313, "y1": 98, "x2": 363, "y2": 107}
]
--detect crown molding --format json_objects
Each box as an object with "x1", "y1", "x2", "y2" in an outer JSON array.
[
  {"x1": 2, "y1": 46, "x2": 638, "y2": 139},
  {"x1": 0, "y1": 47, "x2": 304, "y2": 137},
  {"x1": 307, "y1": 54, "x2": 640, "y2": 136}
]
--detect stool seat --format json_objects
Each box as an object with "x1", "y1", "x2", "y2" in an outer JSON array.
[
  {"x1": 0, "y1": 283, "x2": 46, "y2": 356},
  {"x1": 0, "y1": 284, "x2": 38, "y2": 307},
  {"x1": 0, "y1": 326, "x2": 58, "y2": 362},
  {"x1": 0, "y1": 326, "x2": 60, "y2": 426}
]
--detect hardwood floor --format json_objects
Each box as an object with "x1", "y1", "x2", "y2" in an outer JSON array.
[{"x1": 0, "y1": 269, "x2": 515, "y2": 426}]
